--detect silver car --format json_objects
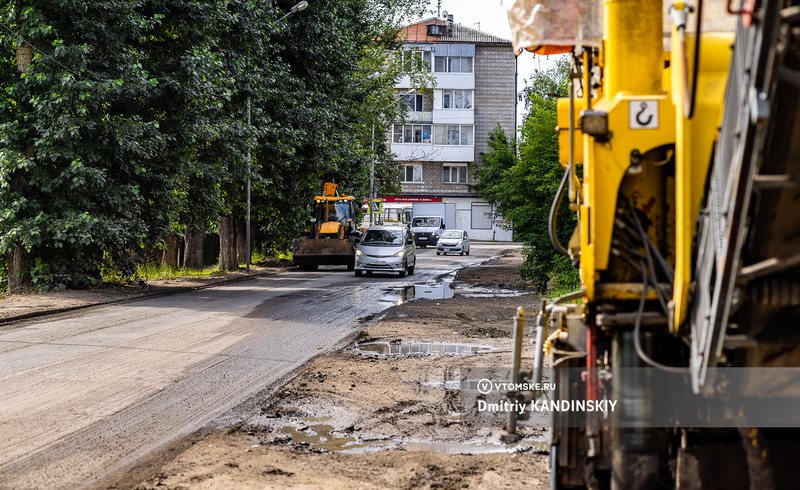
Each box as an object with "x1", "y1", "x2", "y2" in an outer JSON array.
[
  {"x1": 436, "y1": 229, "x2": 470, "y2": 256},
  {"x1": 354, "y1": 226, "x2": 416, "y2": 277}
]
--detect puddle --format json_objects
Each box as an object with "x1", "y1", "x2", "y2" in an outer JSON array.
[
  {"x1": 402, "y1": 440, "x2": 550, "y2": 454},
  {"x1": 421, "y1": 380, "x2": 462, "y2": 389},
  {"x1": 281, "y1": 417, "x2": 550, "y2": 454},
  {"x1": 274, "y1": 415, "x2": 549, "y2": 455},
  {"x1": 278, "y1": 421, "x2": 548, "y2": 455},
  {"x1": 280, "y1": 417, "x2": 384, "y2": 452},
  {"x1": 381, "y1": 283, "x2": 454, "y2": 305},
  {"x1": 355, "y1": 342, "x2": 493, "y2": 356},
  {"x1": 381, "y1": 281, "x2": 526, "y2": 306},
  {"x1": 457, "y1": 285, "x2": 528, "y2": 298}
]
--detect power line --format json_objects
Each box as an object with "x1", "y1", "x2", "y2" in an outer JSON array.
[{"x1": 0, "y1": 21, "x2": 88, "y2": 79}]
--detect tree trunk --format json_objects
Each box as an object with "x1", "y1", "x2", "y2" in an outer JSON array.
[
  {"x1": 6, "y1": 246, "x2": 29, "y2": 290},
  {"x1": 219, "y1": 212, "x2": 238, "y2": 271},
  {"x1": 161, "y1": 234, "x2": 183, "y2": 268},
  {"x1": 184, "y1": 217, "x2": 205, "y2": 269},
  {"x1": 7, "y1": 165, "x2": 31, "y2": 289}
]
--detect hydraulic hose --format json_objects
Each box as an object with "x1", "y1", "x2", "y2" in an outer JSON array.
[{"x1": 549, "y1": 167, "x2": 571, "y2": 257}]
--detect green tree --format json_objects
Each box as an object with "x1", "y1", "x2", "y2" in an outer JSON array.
[
  {"x1": 0, "y1": 0, "x2": 427, "y2": 287},
  {"x1": 0, "y1": 1, "x2": 187, "y2": 288},
  {"x1": 475, "y1": 56, "x2": 579, "y2": 293}
]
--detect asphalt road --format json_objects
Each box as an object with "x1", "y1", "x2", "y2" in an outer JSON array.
[{"x1": 0, "y1": 243, "x2": 519, "y2": 489}]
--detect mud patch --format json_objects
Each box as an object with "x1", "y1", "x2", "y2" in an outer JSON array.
[
  {"x1": 403, "y1": 440, "x2": 550, "y2": 454},
  {"x1": 280, "y1": 417, "x2": 384, "y2": 452},
  {"x1": 461, "y1": 326, "x2": 511, "y2": 338}
]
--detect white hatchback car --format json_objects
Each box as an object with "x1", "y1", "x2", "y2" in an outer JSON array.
[
  {"x1": 436, "y1": 229, "x2": 470, "y2": 256},
  {"x1": 354, "y1": 226, "x2": 416, "y2": 277}
]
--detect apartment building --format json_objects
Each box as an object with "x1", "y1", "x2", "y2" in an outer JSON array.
[{"x1": 381, "y1": 14, "x2": 516, "y2": 241}]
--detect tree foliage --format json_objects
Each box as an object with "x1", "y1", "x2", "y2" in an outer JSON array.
[
  {"x1": 0, "y1": 0, "x2": 426, "y2": 289},
  {"x1": 474, "y1": 56, "x2": 579, "y2": 293}
]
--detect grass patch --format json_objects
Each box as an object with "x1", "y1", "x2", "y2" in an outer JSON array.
[
  {"x1": 137, "y1": 264, "x2": 221, "y2": 281},
  {"x1": 102, "y1": 263, "x2": 223, "y2": 284}
]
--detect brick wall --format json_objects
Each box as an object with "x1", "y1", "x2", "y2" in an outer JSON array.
[
  {"x1": 400, "y1": 161, "x2": 471, "y2": 195},
  {"x1": 474, "y1": 45, "x2": 516, "y2": 166}
]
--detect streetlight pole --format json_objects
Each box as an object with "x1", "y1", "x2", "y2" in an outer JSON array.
[
  {"x1": 247, "y1": 1, "x2": 310, "y2": 272},
  {"x1": 246, "y1": 97, "x2": 252, "y2": 272},
  {"x1": 370, "y1": 123, "x2": 376, "y2": 226}
]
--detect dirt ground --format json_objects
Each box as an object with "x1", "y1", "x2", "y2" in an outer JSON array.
[
  {"x1": 130, "y1": 251, "x2": 550, "y2": 490},
  {"x1": 0, "y1": 252, "x2": 553, "y2": 489}
]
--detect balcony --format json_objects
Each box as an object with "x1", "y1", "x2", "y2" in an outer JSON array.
[
  {"x1": 392, "y1": 143, "x2": 474, "y2": 163},
  {"x1": 433, "y1": 109, "x2": 474, "y2": 125},
  {"x1": 404, "y1": 111, "x2": 433, "y2": 122}
]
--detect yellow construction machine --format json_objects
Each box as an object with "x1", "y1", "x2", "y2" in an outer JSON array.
[
  {"x1": 292, "y1": 182, "x2": 361, "y2": 271},
  {"x1": 501, "y1": 0, "x2": 800, "y2": 488}
]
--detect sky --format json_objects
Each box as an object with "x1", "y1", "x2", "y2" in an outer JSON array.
[{"x1": 410, "y1": 0, "x2": 562, "y2": 127}]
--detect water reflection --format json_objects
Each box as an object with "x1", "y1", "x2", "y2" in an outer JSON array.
[
  {"x1": 355, "y1": 342, "x2": 492, "y2": 356},
  {"x1": 381, "y1": 283, "x2": 455, "y2": 305}
]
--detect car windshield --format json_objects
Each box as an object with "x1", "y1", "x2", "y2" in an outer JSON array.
[
  {"x1": 361, "y1": 229, "x2": 403, "y2": 245},
  {"x1": 441, "y1": 231, "x2": 463, "y2": 239},
  {"x1": 412, "y1": 217, "x2": 441, "y2": 227}
]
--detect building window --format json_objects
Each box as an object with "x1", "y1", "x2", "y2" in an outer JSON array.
[
  {"x1": 434, "y1": 125, "x2": 473, "y2": 145},
  {"x1": 442, "y1": 89, "x2": 473, "y2": 109},
  {"x1": 397, "y1": 49, "x2": 431, "y2": 72},
  {"x1": 402, "y1": 165, "x2": 423, "y2": 183},
  {"x1": 404, "y1": 94, "x2": 423, "y2": 112},
  {"x1": 434, "y1": 56, "x2": 473, "y2": 73},
  {"x1": 393, "y1": 124, "x2": 432, "y2": 144},
  {"x1": 442, "y1": 165, "x2": 467, "y2": 184},
  {"x1": 472, "y1": 203, "x2": 493, "y2": 229}
]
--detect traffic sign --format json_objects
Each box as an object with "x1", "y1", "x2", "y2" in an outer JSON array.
[{"x1": 370, "y1": 199, "x2": 382, "y2": 214}]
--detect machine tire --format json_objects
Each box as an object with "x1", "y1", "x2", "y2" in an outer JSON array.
[
  {"x1": 399, "y1": 263, "x2": 407, "y2": 278},
  {"x1": 436, "y1": 252, "x2": 441, "y2": 255},
  {"x1": 354, "y1": 270, "x2": 362, "y2": 277},
  {"x1": 408, "y1": 264, "x2": 415, "y2": 275}
]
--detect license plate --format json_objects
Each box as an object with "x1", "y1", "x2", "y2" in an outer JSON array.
[
  {"x1": 369, "y1": 261, "x2": 386, "y2": 266},
  {"x1": 418, "y1": 237, "x2": 427, "y2": 241}
]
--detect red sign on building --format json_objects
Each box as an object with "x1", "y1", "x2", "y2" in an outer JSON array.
[{"x1": 381, "y1": 196, "x2": 442, "y2": 203}]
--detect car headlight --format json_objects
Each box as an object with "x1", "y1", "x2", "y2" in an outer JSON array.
[
  {"x1": 356, "y1": 249, "x2": 364, "y2": 256},
  {"x1": 393, "y1": 250, "x2": 405, "y2": 257}
]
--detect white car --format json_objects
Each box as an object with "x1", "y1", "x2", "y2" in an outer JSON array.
[
  {"x1": 354, "y1": 226, "x2": 416, "y2": 277},
  {"x1": 436, "y1": 229, "x2": 470, "y2": 256}
]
